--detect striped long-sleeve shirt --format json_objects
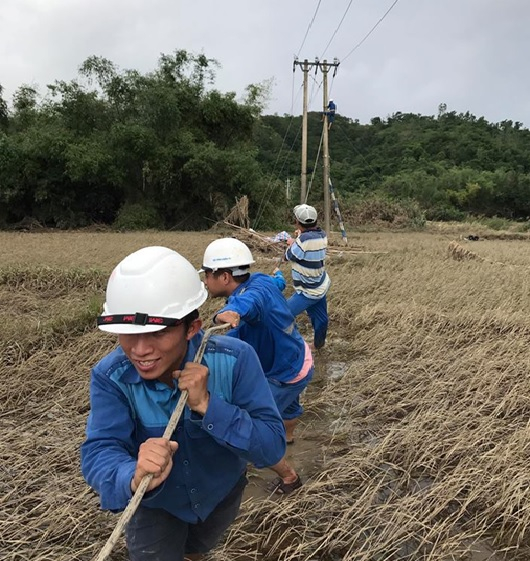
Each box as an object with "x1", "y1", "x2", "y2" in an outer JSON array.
[{"x1": 285, "y1": 227, "x2": 330, "y2": 299}]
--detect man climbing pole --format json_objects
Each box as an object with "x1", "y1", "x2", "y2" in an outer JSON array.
[{"x1": 326, "y1": 98, "x2": 336, "y2": 129}]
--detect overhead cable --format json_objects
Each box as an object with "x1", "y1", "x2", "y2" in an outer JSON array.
[
  {"x1": 341, "y1": 0, "x2": 400, "y2": 63},
  {"x1": 296, "y1": 0, "x2": 323, "y2": 58},
  {"x1": 320, "y1": 0, "x2": 355, "y2": 59}
]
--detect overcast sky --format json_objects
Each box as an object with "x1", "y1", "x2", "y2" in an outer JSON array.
[{"x1": 2, "y1": 0, "x2": 529, "y2": 126}]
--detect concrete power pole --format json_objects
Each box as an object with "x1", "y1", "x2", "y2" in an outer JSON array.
[
  {"x1": 285, "y1": 178, "x2": 291, "y2": 201},
  {"x1": 293, "y1": 57, "x2": 339, "y2": 225},
  {"x1": 321, "y1": 62, "x2": 331, "y2": 234},
  {"x1": 320, "y1": 59, "x2": 339, "y2": 234},
  {"x1": 293, "y1": 58, "x2": 317, "y2": 204},
  {"x1": 301, "y1": 59, "x2": 308, "y2": 204}
]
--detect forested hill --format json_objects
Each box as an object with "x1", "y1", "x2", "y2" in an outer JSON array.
[
  {"x1": 257, "y1": 109, "x2": 530, "y2": 222},
  {"x1": 1, "y1": 50, "x2": 530, "y2": 230}
]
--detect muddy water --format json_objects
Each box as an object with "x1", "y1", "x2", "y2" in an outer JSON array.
[{"x1": 243, "y1": 357, "x2": 347, "y2": 499}]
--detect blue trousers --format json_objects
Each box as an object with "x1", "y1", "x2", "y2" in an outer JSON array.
[
  {"x1": 268, "y1": 366, "x2": 314, "y2": 420},
  {"x1": 287, "y1": 292, "x2": 328, "y2": 348}
]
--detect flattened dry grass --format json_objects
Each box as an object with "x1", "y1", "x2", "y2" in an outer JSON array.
[{"x1": 3, "y1": 229, "x2": 530, "y2": 560}]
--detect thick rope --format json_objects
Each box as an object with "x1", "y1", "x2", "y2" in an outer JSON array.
[{"x1": 92, "y1": 323, "x2": 230, "y2": 561}]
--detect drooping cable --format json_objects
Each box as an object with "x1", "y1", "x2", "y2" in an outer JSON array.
[
  {"x1": 253, "y1": 77, "x2": 304, "y2": 228},
  {"x1": 305, "y1": 127, "x2": 325, "y2": 203}
]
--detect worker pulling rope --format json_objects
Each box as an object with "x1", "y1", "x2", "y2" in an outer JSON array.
[{"x1": 92, "y1": 322, "x2": 231, "y2": 561}]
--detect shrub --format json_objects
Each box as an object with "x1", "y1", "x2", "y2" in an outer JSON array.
[
  {"x1": 474, "y1": 216, "x2": 513, "y2": 231},
  {"x1": 515, "y1": 221, "x2": 530, "y2": 232},
  {"x1": 341, "y1": 194, "x2": 426, "y2": 229},
  {"x1": 113, "y1": 202, "x2": 160, "y2": 231},
  {"x1": 425, "y1": 206, "x2": 466, "y2": 222}
]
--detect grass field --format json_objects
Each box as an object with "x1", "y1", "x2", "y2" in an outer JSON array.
[{"x1": 2, "y1": 226, "x2": 530, "y2": 560}]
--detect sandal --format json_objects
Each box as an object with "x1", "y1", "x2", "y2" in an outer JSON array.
[{"x1": 268, "y1": 475, "x2": 303, "y2": 495}]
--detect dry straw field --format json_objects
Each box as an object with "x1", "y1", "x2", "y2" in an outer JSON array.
[{"x1": 3, "y1": 225, "x2": 530, "y2": 560}]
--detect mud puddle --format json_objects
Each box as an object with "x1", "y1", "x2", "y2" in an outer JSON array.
[{"x1": 243, "y1": 355, "x2": 347, "y2": 501}]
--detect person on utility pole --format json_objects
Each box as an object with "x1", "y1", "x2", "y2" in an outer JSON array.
[{"x1": 326, "y1": 98, "x2": 336, "y2": 129}]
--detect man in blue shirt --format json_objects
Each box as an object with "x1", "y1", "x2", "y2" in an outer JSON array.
[
  {"x1": 326, "y1": 98, "x2": 336, "y2": 129},
  {"x1": 201, "y1": 238, "x2": 314, "y2": 495},
  {"x1": 284, "y1": 204, "x2": 330, "y2": 350},
  {"x1": 81, "y1": 246, "x2": 285, "y2": 561}
]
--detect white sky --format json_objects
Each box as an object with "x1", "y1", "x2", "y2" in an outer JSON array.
[{"x1": 1, "y1": 0, "x2": 529, "y2": 126}]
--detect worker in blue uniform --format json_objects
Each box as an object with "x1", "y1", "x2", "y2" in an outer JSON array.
[
  {"x1": 81, "y1": 246, "x2": 285, "y2": 561},
  {"x1": 201, "y1": 238, "x2": 314, "y2": 495}
]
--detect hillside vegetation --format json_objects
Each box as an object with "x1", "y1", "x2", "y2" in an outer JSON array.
[{"x1": 1, "y1": 51, "x2": 530, "y2": 230}]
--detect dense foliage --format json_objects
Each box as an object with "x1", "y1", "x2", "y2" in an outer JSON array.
[
  {"x1": 258, "y1": 107, "x2": 530, "y2": 223},
  {"x1": 1, "y1": 51, "x2": 530, "y2": 230},
  {"x1": 0, "y1": 51, "x2": 282, "y2": 229}
]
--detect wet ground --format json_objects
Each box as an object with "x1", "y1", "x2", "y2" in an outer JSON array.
[
  {"x1": 243, "y1": 356, "x2": 348, "y2": 500},
  {"x1": 241, "y1": 352, "x2": 506, "y2": 561}
]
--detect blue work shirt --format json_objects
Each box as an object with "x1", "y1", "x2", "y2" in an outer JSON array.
[
  {"x1": 81, "y1": 333, "x2": 285, "y2": 523},
  {"x1": 217, "y1": 273, "x2": 306, "y2": 383}
]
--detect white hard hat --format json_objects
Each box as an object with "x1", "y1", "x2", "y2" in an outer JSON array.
[
  {"x1": 202, "y1": 238, "x2": 255, "y2": 276},
  {"x1": 329, "y1": 98, "x2": 334, "y2": 102},
  {"x1": 98, "y1": 246, "x2": 207, "y2": 334},
  {"x1": 294, "y1": 204, "x2": 318, "y2": 225}
]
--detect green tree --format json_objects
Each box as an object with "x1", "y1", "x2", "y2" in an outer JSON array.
[{"x1": 0, "y1": 84, "x2": 8, "y2": 130}]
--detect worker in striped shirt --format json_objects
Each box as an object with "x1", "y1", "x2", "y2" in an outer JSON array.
[{"x1": 284, "y1": 204, "x2": 330, "y2": 350}]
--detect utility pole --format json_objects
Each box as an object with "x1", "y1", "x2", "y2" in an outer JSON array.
[
  {"x1": 293, "y1": 58, "x2": 319, "y2": 204},
  {"x1": 301, "y1": 59, "x2": 308, "y2": 203},
  {"x1": 320, "y1": 58, "x2": 339, "y2": 234},
  {"x1": 285, "y1": 178, "x2": 291, "y2": 201},
  {"x1": 293, "y1": 57, "x2": 339, "y2": 230},
  {"x1": 321, "y1": 62, "x2": 331, "y2": 234}
]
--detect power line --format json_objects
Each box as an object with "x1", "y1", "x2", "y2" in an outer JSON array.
[
  {"x1": 254, "y1": 118, "x2": 304, "y2": 228},
  {"x1": 341, "y1": 0, "x2": 400, "y2": 63},
  {"x1": 320, "y1": 0, "x2": 356, "y2": 59},
  {"x1": 253, "y1": 80, "x2": 305, "y2": 228},
  {"x1": 289, "y1": 59, "x2": 297, "y2": 115},
  {"x1": 308, "y1": 73, "x2": 323, "y2": 111},
  {"x1": 296, "y1": 0, "x2": 323, "y2": 58},
  {"x1": 328, "y1": 73, "x2": 337, "y2": 104},
  {"x1": 305, "y1": 129, "x2": 324, "y2": 203}
]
